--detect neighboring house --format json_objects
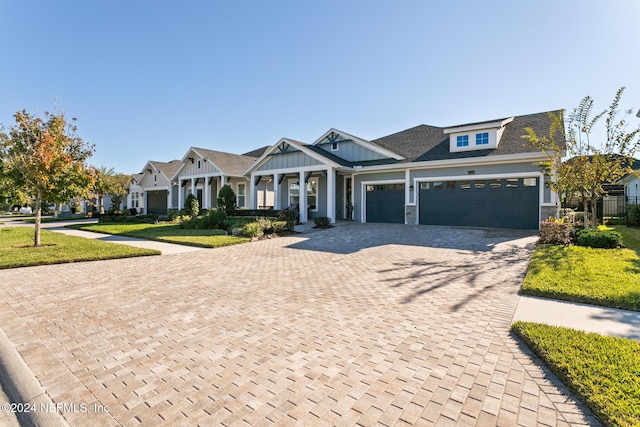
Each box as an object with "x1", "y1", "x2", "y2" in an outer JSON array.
[
  {"x1": 245, "y1": 111, "x2": 561, "y2": 229},
  {"x1": 172, "y1": 147, "x2": 269, "y2": 210},
  {"x1": 127, "y1": 173, "x2": 144, "y2": 213},
  {"x1": 138, "y1": 160, "x2": 182, "y2": 215},
  {"x1": 619, "y1": 160, "x2": 640, "y2": 205}
]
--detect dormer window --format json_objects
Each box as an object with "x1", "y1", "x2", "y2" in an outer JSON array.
[
  {"x1": 456, "y1": 135, "x2": 469, "y2": 147},
  {"x1": 476, "y1": 132, "x2": 489, "y2": 145}
]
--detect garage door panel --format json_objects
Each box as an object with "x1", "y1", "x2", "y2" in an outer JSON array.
[
  {"x1": 366, "y1": 184, "x2": 405, "y2": 223},
  {"x1": 147, "y1": 190, "x2": 168, "y2": 215},
  {"x1": 419, "y1": 178, "x2": 539, "y2": 229}
]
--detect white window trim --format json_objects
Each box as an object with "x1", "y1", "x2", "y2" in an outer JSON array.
[
  {"x1": 331, "y1": 142, "x2": 339, "y2": 151},
  {"x1": 287, "y1": 178, "x2": 318, "y2": 212},
  {"x1": 237, "y1": 183, "x2": 246, "y2": 208}
]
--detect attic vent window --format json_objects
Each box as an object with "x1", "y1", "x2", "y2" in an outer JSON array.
[
  {"x1": 197, "y1": 160, "x2": 201, "y2": 169},
  {"x1": 331, "y1": 142, "x2": 339, "y2": 151},
  {"x1": 456, "y1": 135, "x2": 469, "y2": 147}
]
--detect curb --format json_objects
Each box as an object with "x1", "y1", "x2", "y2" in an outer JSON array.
[{"x1": 0, "y1": 327, "x2": 69, "y2": 427}]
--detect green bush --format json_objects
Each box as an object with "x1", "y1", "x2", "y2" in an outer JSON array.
[
  {"x1": 167, "y1": 209, "x2": 186, "y2": 221},
  {"x1": 201, "y1": 209, "x2": 229, "y2": 231},
  {"x1": 628, "y1": 204, "x2": 640, "y2": 227},
  {"x1": 313, "y1": 217, "x2": 331, "y2": 228},
  {"x1": 278, "y1": 209, "x2": 296, "y2": 231},
  {"x1": 184, "y1": 194, "x2": 200, "y2": 217},
  {"x1": 178, "y1": 215, "x2": 201, "y2": 229},
  {"x1": 240, "y1": 221, "x2": 263, "y2": 238},
  {"x1": 539, "y1": 221, "x2": 571, "y2": 245},
  {"x1": 270, "y1": 221, "x2": 287, "y2": 234},
  {"x1": 217, "y1": 185, "x2": 237, "y2": 216},
  {"x1": 98, "y1": 214, "x2": 157, "y2": 224},
  {"x1": 575, "y1": 228, "x2": 623, "y2": 249}
]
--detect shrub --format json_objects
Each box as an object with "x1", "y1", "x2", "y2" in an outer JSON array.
[
  {"x1": 217, "y1": 185, "x2": 237, "y2": 216},
  {"x1": 167, "y1": 209, "x2": 186, "y2": 221},
  {"x1": 628, "y1": 204, "x2": 640, "y2": 227},
  {"x1": 178, "y1": 215, "x2": 201, "y2": 229},
  {"x1": 269, "y1": 221, "x2": 287, "y2": 234},
  {"x1": 201, "y1": 209, "x2": 229, "y2": 231},
  {"x1": 184, "y1": 194, "x2": 199, "y2": 217},
  {"x1": 539, "y1": 221, "x2": 571, "y2": 245},
  {"x1": 278, "y1": 209, "x2": 297, "y2": 232},
  {"x1": 240, "y1": 221, "x2": 263, "y2": 238},
  {"x1": 575, "y1": 228, "x2": 623, "y2": 249},
  {"x1": 129, "y1": 207, "x2": 138, "y2": 215},
  {"x1": 313, "y1": 217, "x2": 331, "y2": 228}
]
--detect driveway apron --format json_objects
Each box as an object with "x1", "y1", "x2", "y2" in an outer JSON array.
[{"x1": 0, "y1": 223, "x2": 598, "y2": 426}]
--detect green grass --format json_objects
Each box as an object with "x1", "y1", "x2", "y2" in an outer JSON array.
[
  {"x1": 0, "y1": 227, "x2": 159, "y2": 269},
  {"x1": 522, "y1": 225, "x2": 640, "y2": 311},
  {"x1": 513, "y1": 322, "x2": 640, "y2": 426},
  {"x1": 70, "y1": 222, "x2": 249, "y2": 248},
  {"x1": 615, "y1": 225, "x2": 640, "y2": 255}
]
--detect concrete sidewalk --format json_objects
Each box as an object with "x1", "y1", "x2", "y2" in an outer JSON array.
[{"x1": 513, "y1": 295, "x2": 640, "y2": 341}]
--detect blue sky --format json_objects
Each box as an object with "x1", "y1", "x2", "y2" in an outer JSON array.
[{"x1": 1, "y1": 1, "x2": 638, "y2": 173}]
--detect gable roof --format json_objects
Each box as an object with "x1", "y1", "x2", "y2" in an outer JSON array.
[
  {"x1": 244, "y1": 138, "x2": 343, "y2": 175},
  {"x1": 372, "y1": 111, "x2": 562, "y2": 163},
  {"x1": 242, "y1": 146, "x2": 271, "y2": 158},
  {"x1": 312, "y1": 128, "x2": 404, "y2": 160},
  {"x1": 190, "y1": 147, "x2": 260, "y2": 176},
  {"x1": 144, "y1": 160, "x2": 182, "y2": 181}
]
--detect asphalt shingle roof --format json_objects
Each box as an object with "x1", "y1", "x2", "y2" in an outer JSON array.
[
  {"x1": 371, "y1": 110, "x2": 563, "y2": 163},
  {"x1": 193, "y1": 147, "x2": 260, "y2": 177},
  {"x1": 148, "y1": 160, "x2": 182, "y2": 180}
]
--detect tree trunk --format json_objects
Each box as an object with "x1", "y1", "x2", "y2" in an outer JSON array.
[
  {"x1": 34, "y1": 191, "x2": 42, "y2": 247},
  {"x1": 99, "y1": 194, "x2": 105, "y2": 214},
  {"x1": 591, "y1": 196, "x2": 598, "y2": 229},
  {"x1": 581, "y1": 193, "x2": 589, "y2": 229}
]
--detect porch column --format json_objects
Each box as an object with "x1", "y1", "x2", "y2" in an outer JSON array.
[
  {"x1": 273, "y1": 173, "x2": 280, "y2": 210},
  {"x1": 250, "y1": 173, "x2": 256, "y2": 209},
  {"x1": 326, "y1": 168, "x2": 335, "y2": 223},
  {"x1": 299, "y1": 171, "x2": 308, "y2": 223},
  {"x1": 219, "y1": 175, "x2": 226, "y2": 195},
  {"x1": 190, "y1": 178, "x2": 195, "y2": 198},
  {"x1": 204, "y1": 176, "x2": 210, "y2": 209},
  {"x1": 178, "y1": 180, "x2": 183, "y2": 209},
  {"x1": 167, "y1": 186, "x2": 172, "y2": 210}
]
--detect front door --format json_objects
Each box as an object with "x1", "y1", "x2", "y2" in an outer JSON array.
[{"x1": 345, "y1": 178, "x2": 352, "y2": 220}]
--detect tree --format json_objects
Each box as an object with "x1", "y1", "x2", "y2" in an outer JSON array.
[
  {"x1": 0, "y1": 109, "x2": 94, "y2": 246},
  {"x1": 523, "y1": 87, "x2": 640, "y2": 228},
  {"x1": 109, "y1": 173, "x2": 132, "y2": 212},
  {"x1": 184, "y1": 193, "x2": 200, "y2": 217},
  {"x1": 217, "y1": 184, "x2": 236, "y2": 216}
]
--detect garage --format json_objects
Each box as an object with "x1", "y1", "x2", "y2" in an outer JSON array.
[
  {"x1": 365, "y1": 183, "x2": 405, "y2": 223},
  {"x1": 418, "y1": 178, "x2": 539, "y2": 229},
  {"x1": 146, "y1": 190, "x2": 168, "y2": 215}
]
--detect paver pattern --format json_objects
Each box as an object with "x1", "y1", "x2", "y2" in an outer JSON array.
[{"x1": 0, "y1": 223, "x2": 598, "y2": 426}]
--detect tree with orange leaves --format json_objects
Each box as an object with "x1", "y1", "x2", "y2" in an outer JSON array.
[{"x1": 0, "y1": 110, "x2": 95, "y2": 246}]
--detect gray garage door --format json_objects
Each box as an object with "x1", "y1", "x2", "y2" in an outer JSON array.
[
  {"x1": 147, "y1": 190, "x2": 168, "y2": 215},
  {"x1": 419, "y1": 178, "x2": 539, "y2": 229},
  {"x1": 366, "y1": 183, "x2": 405, "y2": 223}
]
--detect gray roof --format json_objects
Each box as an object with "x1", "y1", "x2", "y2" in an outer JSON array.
[
  {"x1": 148, "y1": 160, "x2": 182, "y2": 180},
  {"x1": 193, "y1": 147, "x2": 259, "y2": 176},
  {"x1": 372, "y1": 110, "x2": 563, "y2": 163},
  {"x1": 242, "y1": 146, "x2": 271, "y2": 158}
]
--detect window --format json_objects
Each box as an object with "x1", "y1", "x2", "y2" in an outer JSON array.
[
  {"x1": 307, "y1": 179, "x2": 318, "y2": 211},
  {"x1": 456, "y1": 135, "x2": 469, "y2": 147},
  {"x1": 460, "y1": 181, "x2": 471, "y2": 189},
  {"x1": 523, "y1": 178, "x2": 537, "y2": 187},
  {"x1": 154, "y1": 175, "x2": 157, "y2": 182},
  {"x1": 331, "y1": 142, "x2": 339, "y2": 151},
  {"x1": 476, "y1": 132, "x2": 489, "y2": 145},
  {"x1": 490, "y1": 179, "x2": 502, "y2": 188},
  {"x1": 447, "y1": 181, "x2": 456, "y2": 189},
  {"x1": 432, "y1": 181, "x2": 443, "y2": 189},
  {"x1": 420, "y1": 182, "x2": 430, "y2": 190},
  {"x1": 474, "y1": 181, "x2": 486, "y2": 189},
  {"x1": 506, "y1": 178, "x2": 519, "y2": 188},
  {"x1": 289, "y1": 182, "x2": 300, "y2": 206},
  {"x1": 237, "y1": 183, "x2": 246, "y2": 207}
]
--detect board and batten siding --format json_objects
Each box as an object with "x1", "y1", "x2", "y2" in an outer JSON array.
[
  {"x1": 181, "y1": 157, "x2": 221, "y2": 176},
  {"x1": 140, "y1": 170, "x2": 171, "y2": 189},
  {"x1": 257, "y1": 151, "x2": 322, "y2": 171},
  {"x1": 316, "y1": 141, "x2": 388, "y2": 163}
]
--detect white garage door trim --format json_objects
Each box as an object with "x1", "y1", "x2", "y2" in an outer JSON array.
[{"x1": 360, "y1": 179, "x2": 406, "y2": 223}]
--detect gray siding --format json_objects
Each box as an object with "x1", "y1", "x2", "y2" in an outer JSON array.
[
  {"x1": 181, "y1": 155, "x2": 221, "y2": 176},
  {"x1": 316, "y1": 141, "x2": 388, "y2": 163},
  {"x1": 257, "y1": 151, "x2": 322, "y2": 171}
]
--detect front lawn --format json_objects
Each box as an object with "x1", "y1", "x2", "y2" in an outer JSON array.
[
  {"x1": 70, "y1": 222, "x2": 249, "y2": 248},
  {"x1": 0, "y1": 227, "x2": 159, "y2": 269},
  {"x1": 521, "y1": 226, "x2": 640, "y2": 311},
  {"x1": 512, "y1": 322, "x2": 640, "y2": 427}
]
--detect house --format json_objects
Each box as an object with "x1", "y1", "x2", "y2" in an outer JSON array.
[
  {"x1": 244, "y1": 111, "x2": 561, "y2": 229},
  {"x1": 127, "y1": 173, "x2": 144, "y2": 213},
  {"x1": 137, "y1": 160, "x2": 182, "y2": 215},
  {"x1": 172, "y1": 146, "x2": 270, "y2": 211},
  {"x1": 619, "y1": 160, "x2": 640, "y2": 205}
]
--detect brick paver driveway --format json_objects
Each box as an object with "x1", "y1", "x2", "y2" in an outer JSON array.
[{"x1": 0, "y1": 223, "x2": 597, "y2": 426}]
